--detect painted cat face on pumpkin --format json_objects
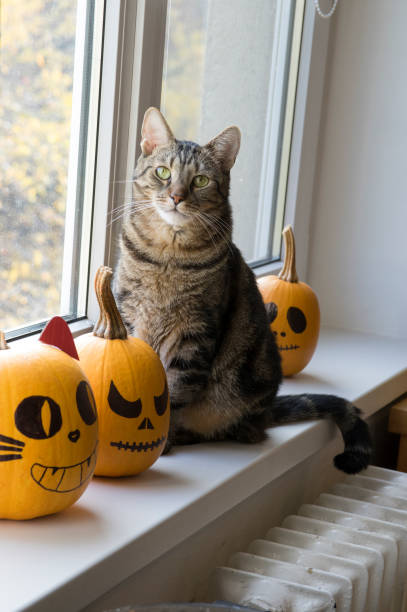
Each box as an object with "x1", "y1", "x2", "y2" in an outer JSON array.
[{"x1": 0, "y1": 318, "x2": 98, "y2": 520}]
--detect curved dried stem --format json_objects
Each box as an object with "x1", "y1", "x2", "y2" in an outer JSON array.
[
  {"x1": 93, "y1": 266, "x2": 128, "y2": 340},
  {"x1": 278, "y1": 225, "x2": 299, "y2": 283},
  {"x1": 0, "y1": 331, "x2": 9, "y2": 350}
]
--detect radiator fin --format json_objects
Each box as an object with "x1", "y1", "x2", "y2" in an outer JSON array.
[{"x1": 207, "y1": 465, "x2": 407, "y2": 611}]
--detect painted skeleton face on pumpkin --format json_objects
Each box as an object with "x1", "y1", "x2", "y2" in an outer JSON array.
[
  {"x1": 265, "y1": 302, "x2": 307, "y2": 352},
  {"x1": 0, "y1": 318, "x2": 98, "y2": 520},
  {"x1": 108, "y1": 378, "x2": 168, "y2": 454},
  {"x1": 264, "y1": 291, "x2": 320, "y2": 377},
  {"x1": 257, "y1": 226, "x2": 320, "y2": 377}
]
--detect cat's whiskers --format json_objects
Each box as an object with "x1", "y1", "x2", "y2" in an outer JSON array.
[
  {"x1": 204, "y1": 217, "x2": 232, "y2": 240},
  {"x1": 199, "y1": 211, "x2": 232, "y2": 238},
  {"x1": 107, "y1": 198, "x2": 156, "y2": 215},
  {"x1": 194, "y1": 210, "x2": 233, "y2": 256},
  {"x1": 192, "y1": 214, "x2": 221, "y2": 255},
  {"x1": 109, "y1": 202, "x2": 155, "y2": 221},
  {"x1": 107, "y1": 203, "x2": 156, "y2": 227},
  {"x1": 196, "y1": 210, "x2": 234, "y2": 256},
  {"x1": 108, "y1": 202, "x2": 154, "y2": 219}
]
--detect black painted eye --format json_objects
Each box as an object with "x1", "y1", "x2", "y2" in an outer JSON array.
[
  {"x1": 108, "y1": 380, "x2": 142, "y2": 418},
  {"x1": 15, "y1": 396, "x2": 62, "y2": 440},
  {"x1": 76, "y1": 381, "x2": 97, "y2": 425},
  {"x1": 287, "y1": 306, "x2": 307, "y2": 333},
  {"x1": 154, "y1": 380, "x2": 169, "y2": 416},
  {"x1": 265, "y1": 301, "x2": 278, "y2": 324}
]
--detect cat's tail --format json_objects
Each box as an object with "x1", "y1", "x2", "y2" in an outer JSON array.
[{"x1": 268, "y1": 394, "x2": 372, "y2": 474}]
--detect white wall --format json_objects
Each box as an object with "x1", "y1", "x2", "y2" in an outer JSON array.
[{"x1": 308, "y1": 0, "x2": 407, "y2": 339}]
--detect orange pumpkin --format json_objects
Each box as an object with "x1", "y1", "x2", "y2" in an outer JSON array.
[
  {"x1": 258, "y1": 226, "x2": 320, "y2": 377},
  {"x1": 0, "y1": 318, "x2": 98, "y2": 520},
  {"x1": 75, "y1": 266, "x2": 169, "y2": 477}
]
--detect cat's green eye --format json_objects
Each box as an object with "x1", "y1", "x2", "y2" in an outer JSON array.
[
  {"x1": 192, "y1": 175, "x2": 209, "y2": 188},
  {"x1": 155, "y1": 166, "x2": 171, "y2": 180}
]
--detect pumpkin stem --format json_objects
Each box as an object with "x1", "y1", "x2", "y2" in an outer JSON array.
[
  {"x1": 93, "y1": 266, "x2": 128, "y2": 340},
  {"x1": 278, "y1": 225, "x2": 299, "y2": 283},
  {"x1": 0, "y1": 331, "x2": 9, "y2": 350}
]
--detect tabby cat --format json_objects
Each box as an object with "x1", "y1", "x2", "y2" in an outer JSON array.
[{"x1": 114, "y1": 107, "x2": 371, "y2": 474}]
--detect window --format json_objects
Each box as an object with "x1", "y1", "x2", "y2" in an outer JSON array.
[
  {"x1": 2, "y1": 0, "x2": 321, "y2": 338},
  {"x1": 0, "y1": 0, "x2": 103, "y2": 339}
]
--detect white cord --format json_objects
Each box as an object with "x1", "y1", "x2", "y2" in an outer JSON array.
[{"x1": 313, "y1": 0, "x2": 339, "y2": 19}]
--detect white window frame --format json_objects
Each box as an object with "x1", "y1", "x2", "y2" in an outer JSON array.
[
  {"x1": 253, "y1": 0, "x2": 299, "y2": 264},
  {"x1": 61, "y1": 0, "x2": 105, "y2": 318}
]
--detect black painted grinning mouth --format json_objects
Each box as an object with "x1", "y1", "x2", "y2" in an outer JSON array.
[
  {"x1": 111, "y1": 435, "x2": 166, "y2": 453},
  {"x1": 278, "y1": 344, "x2": 300, "y2": 351},
  {"x1": 31, "y1": 444, "x2": 98, "y2": 493}
]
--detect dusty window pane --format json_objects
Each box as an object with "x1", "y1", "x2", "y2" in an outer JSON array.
[{"x1": 0, "y1": 0, "x2": 77, "y2": 331}]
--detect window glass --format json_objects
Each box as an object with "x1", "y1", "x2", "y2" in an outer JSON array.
[
  {"x1": 0, "y1": 0, "x2": 97, "y2": 335},
  {"x1": 161, "y1": 0, "x2": 298, "y2": 265}
]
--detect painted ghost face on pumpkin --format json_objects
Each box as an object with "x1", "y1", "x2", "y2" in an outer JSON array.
[{"x1": 0, "y1": 320, "x2": 98, "y2": 520}]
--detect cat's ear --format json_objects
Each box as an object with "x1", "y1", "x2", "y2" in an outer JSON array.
[
  {"x1": 140, "y1": 107, "x2": 174, "y2": 156},
  {"x1": 204, "y1": 126, "x2": 241, "y2": 171}
]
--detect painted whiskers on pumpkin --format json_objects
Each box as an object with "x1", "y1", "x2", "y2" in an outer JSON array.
[{"x1": 0, "y1": 433, "x2": 25, "y2": 462}]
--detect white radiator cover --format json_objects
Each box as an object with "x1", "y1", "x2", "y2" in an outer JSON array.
[{"x1": 207, "y1": 465, "x2": 407, "y2": 612}]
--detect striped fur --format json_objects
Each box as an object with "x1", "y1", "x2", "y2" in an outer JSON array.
[{"x1": 114, "y1": 108, "x2": 371, "y2": 474}]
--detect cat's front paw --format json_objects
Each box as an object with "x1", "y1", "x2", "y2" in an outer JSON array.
[{"x1": 231, "y1": 421, "x2": 268, "y2": 444}]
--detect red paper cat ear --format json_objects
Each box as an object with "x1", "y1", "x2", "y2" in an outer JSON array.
[{"x1": 39, "y1": 316, "x2": 79, "y2": 360}]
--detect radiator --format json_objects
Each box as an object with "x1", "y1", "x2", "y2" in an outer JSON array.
[{"x1": 206, "y1": 465, "x2": 407, "y2": 612}]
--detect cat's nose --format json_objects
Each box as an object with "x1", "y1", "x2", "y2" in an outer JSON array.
[{"x1": 170, "y1": 192, "x2": 186, "y2": 206}]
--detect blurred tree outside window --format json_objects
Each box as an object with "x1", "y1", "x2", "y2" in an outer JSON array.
[{"x1": 0, "y1": 0, "x2": 79, "y2": 332}]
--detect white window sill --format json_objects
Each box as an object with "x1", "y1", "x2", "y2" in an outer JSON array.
[{"x1": 2, "y1": 327, "x2": 407, "y2": 612}]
